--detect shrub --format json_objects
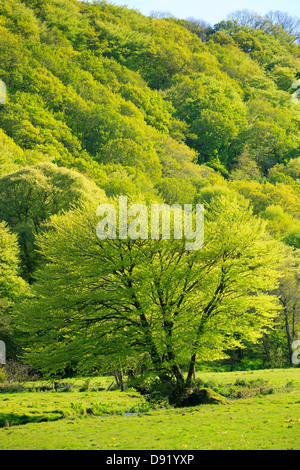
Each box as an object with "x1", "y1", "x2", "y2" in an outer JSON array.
[
  {"x1": 0, "y1": 382, "x2": 25, "y2": 393},
  {"x1": 79, "y1": 379, "x2": 91, "y2": 392},
  {"x1": 146, "y1": 378, "x2": 227, "y2": 407},
  {"x1": 4, "y1": 360, "x2": 38, "y2": 383},
  {"x1": 0, "y1": 367, "x2": 7, "y2": 384},
  {"x1": 226, "y1": 378, "x2": 275, "y2": 398},
  {"x1": 56, "y1": 381, "x2": 74, "y2": 392}
]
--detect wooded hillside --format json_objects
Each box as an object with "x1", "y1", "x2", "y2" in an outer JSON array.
[{"x1": 0, "y1": 0, "x2": 299, "y2": 375}]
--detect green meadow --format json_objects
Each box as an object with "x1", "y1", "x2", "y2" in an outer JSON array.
[{"x1": 0, "y1": 368, "x2": 299, "y2": 450}]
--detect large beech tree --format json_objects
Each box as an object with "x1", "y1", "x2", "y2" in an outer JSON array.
[{"x1": 18, "y1": 195, "x2": 283, "y2": 386}]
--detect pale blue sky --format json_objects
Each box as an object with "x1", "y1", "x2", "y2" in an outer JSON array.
[{"x1": 109, "y1": 0, "x2": 300, "y2": 25}]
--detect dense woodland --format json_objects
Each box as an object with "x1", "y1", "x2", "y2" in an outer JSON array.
[{"x1": 0, "y1": 0, "x2": 299, "y2": 387}]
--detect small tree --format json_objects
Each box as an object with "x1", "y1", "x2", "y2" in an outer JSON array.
[
  {"x1": 276, "y1": 249, "x2": 300, "y2": 364},
  {"x1": 0, "y1": 162, "x2": 105, "y2": 282}
]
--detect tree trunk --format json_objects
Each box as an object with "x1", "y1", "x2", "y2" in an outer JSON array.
[
  {"x1": 284, "y1": 310, "x2": 293, "y2": 365},
  {"x1": 119, "y1": 371, "x2": 125, "y2": 392},
  {"x1": 114, "y1": 370, "x2": 125, "y2": 391},
  {"x1": 172, "y1": 362, "x2": 185, "y2": 385},
  {"x1": 186, "y1": 352, "x2": 197, "y2": 386}
]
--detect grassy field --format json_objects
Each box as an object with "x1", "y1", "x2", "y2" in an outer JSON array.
[{"x1": 0, "y1": 368, "x2": 299, "y2": 450}]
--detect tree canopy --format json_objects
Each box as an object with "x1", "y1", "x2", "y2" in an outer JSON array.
[{"x1": 18, "y1": 196, "x2": 284, "y2": 382}]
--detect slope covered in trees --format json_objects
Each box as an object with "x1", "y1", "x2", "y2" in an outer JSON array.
[{"x1": 0, "y1": 0, "x2": 299, "y2": 379}]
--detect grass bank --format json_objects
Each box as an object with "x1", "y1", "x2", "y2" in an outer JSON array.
[{"x1": 0, "y1": 368, "x2": 299, "y2": 450}]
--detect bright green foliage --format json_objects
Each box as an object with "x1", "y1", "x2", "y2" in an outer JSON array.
[
  {"x1": 165, "y1": 74, "x2": 247, "y2": 167},
  {"x1": 0, "y1": 0, "x2": 299, "y2": 184},
  {"x1": 0, "y1": 163, "x2": 106, "y2": 281},
  {"x1": 0, "y1": 0, "x2": 299, "y2": 374},
  {"x1": 0, "y1": 222, "x2": 28, "y2": 356},
  {"x1": 0, "y1": 222, "x2": 27, "y2": 303},
  {"x1": 0, "y1": 129, "x2": 26, "y2": 176},
  {"x1": 18, "y1": 196, "x2": 283, "y2": 381},
  {"x1": 230, "y1": 179, "x2": 300, "y2": 242},
  {"x1": 284, "y1": 227, "x2": 300, "y2": 249}
]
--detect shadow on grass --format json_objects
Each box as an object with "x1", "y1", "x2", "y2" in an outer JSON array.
[{"x1": 0, "y1": 412, "x2": 63, "y2": 427}]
